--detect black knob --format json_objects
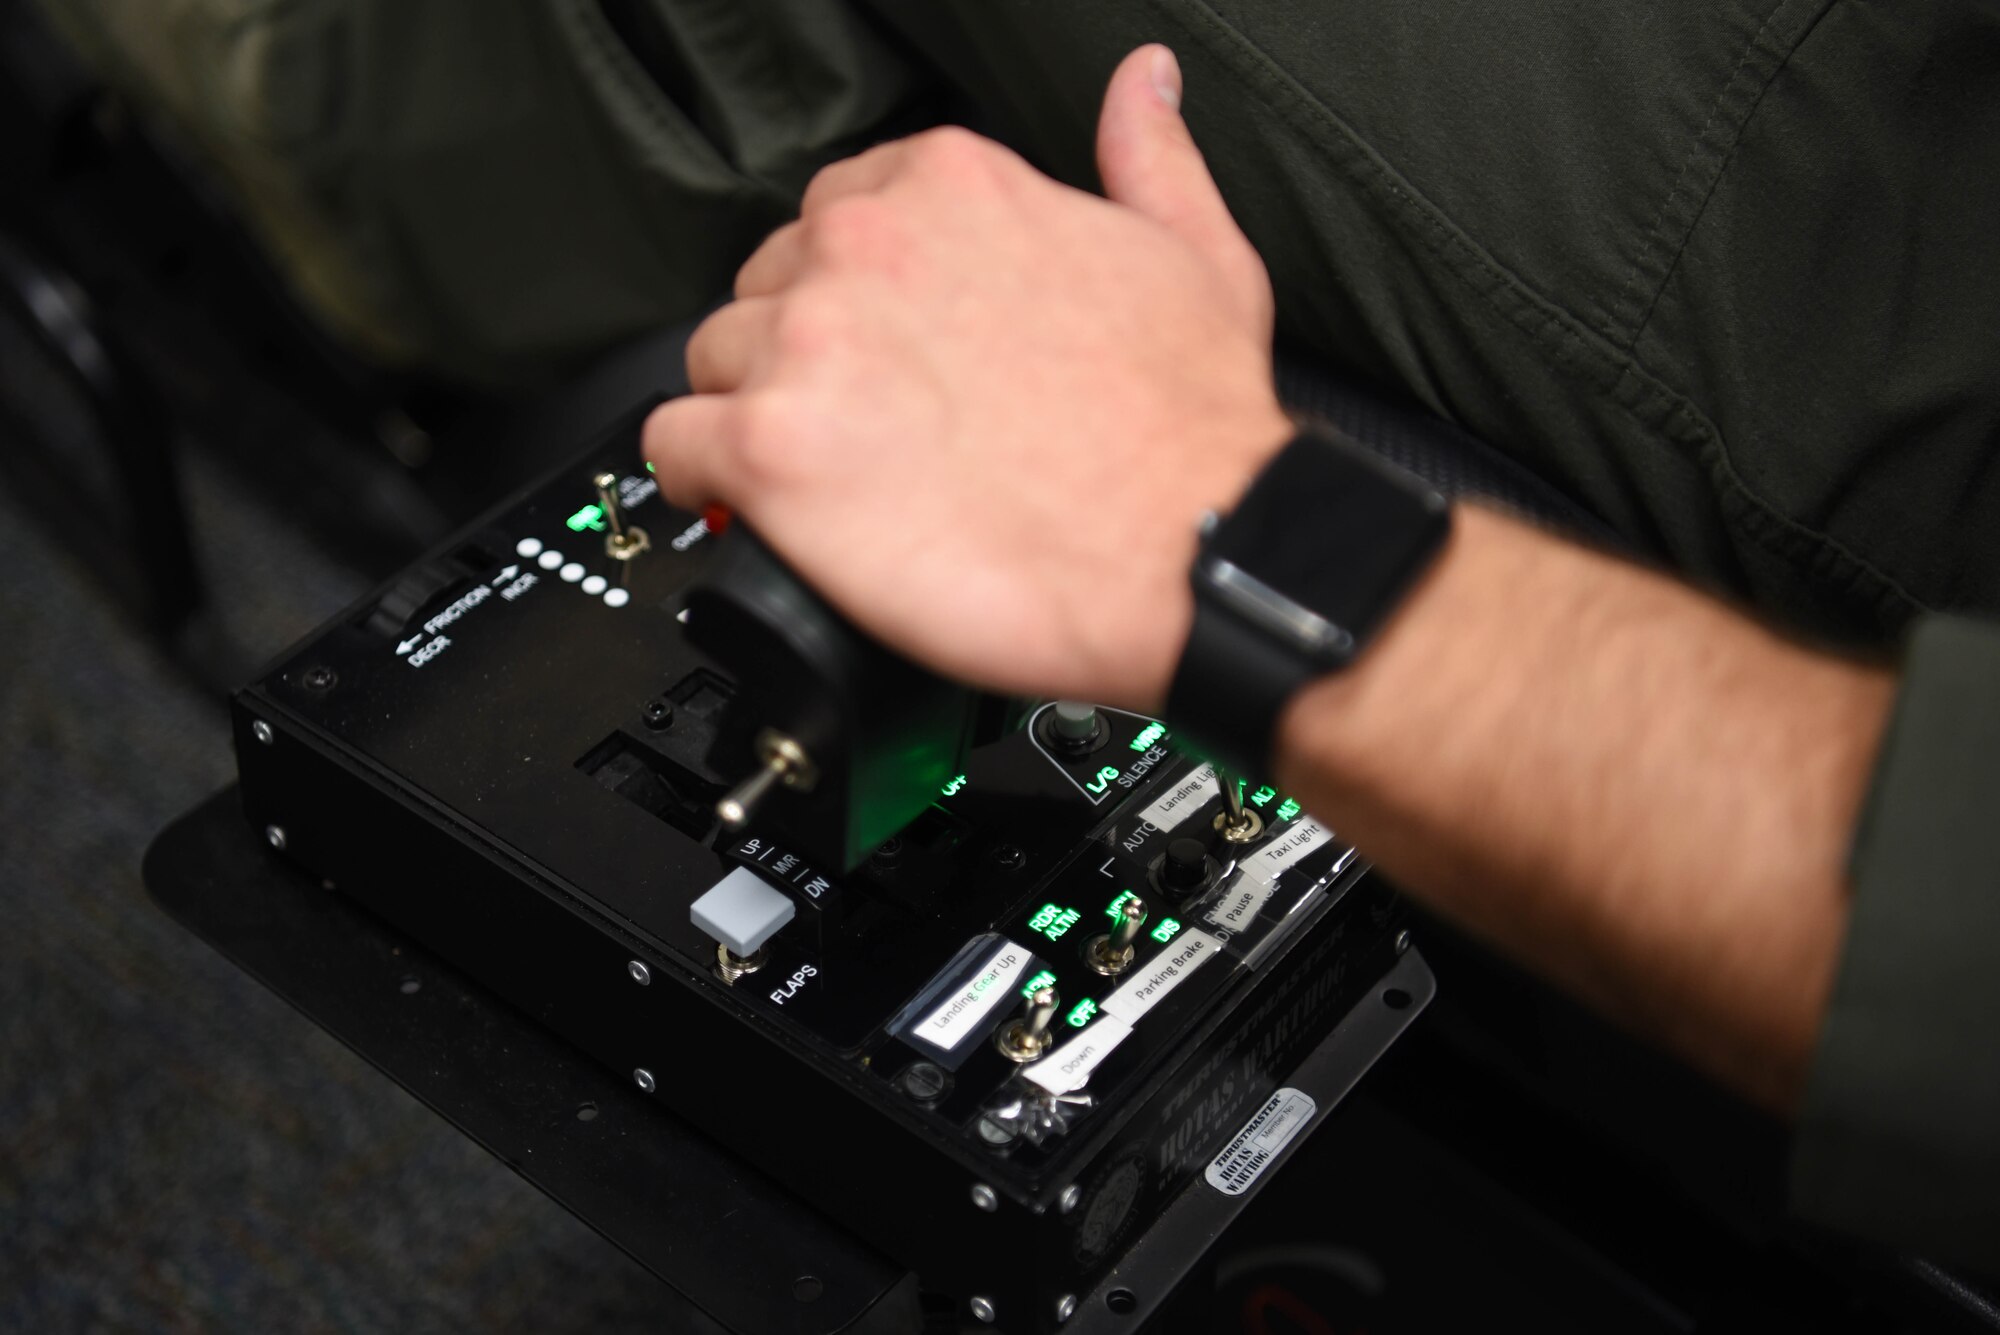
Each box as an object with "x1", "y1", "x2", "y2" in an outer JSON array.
[{"x1": 1160, "y1": 837, "x2": 1210, "y2": 895}]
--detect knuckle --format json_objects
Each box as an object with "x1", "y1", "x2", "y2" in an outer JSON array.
[
  {"x1": 910, "y1": 124, "x2": 988, "y2": 173},
  {"x1": 808, "y1": 194, "x2": 897, "y2": 263},
  {"x1": 772, "y1": 292, "x2": 838, "y2": 358}
]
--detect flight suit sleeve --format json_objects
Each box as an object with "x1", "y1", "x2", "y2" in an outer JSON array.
[{"x1": 1792, "y1": 615, "x2": 2000, "y2": 1278}]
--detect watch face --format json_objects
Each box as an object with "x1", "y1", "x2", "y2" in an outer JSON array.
[{"x1": 1204, "y1": 435, "x2": 1449, "y2": 661}]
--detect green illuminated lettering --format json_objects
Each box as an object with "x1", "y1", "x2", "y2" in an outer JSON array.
[
  {"x1": 1021, "y1": 968, "x2": 1058, "y2": 1000},
  {"x1": 566, "y1": 503, "x2": 607, "y2": 532},
  {"x1": 1066, "y1": 998, "x2": 1098, "y2": 1029},
  {"x1": 1275, "y1": 797, "x2": 1303, "y2": 823},
  {"x1": 1029, "y1": 904, "x2": 1081, "y2": 942},
  {"x1": 1150, "y1": 917, "x2": 1183, "y2": 944},
  {"x1": 1249, "y1": 784, "x2": 1277, "y2": 807},
  {"x1": 1130, "y1": 721, "x2": 1168, "y2": 752},
  {"x1": 1105, "y1": 888, "x2": 1139, "y2": 922},
  {"x1": 940, "y1": 773, "x2": 968, "y2": 797},
  {"x1": 1084, "y1": 764, "x2": 1120, "y2": 795}
]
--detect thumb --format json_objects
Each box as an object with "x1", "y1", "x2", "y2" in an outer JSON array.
[{"x1": 1096, "y1": 45, "x2": 1269, "y2": 313}]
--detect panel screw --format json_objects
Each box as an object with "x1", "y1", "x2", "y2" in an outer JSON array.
[
  {"x1": 1055, "y1": 1293, "x2": 1078, "y2": 1322},
  {"x1": 897, "y1": 1061, "x2": 947, "y2": 1103},
  {"x1": 627, "y1": 960, "x2": 652, "y2": 986},
  {"x1": 301, "y1": 665, "x2": 338, "y2": 691},
  {"x1": 970, "y1": 1183, "x2": 999, "y2": 1212},
  {"x1": 251, "y1": 719, "x2": 274, "y2": 745},
  {"x1": 974, "y1": 1115, "x2": 1018, "y2": 1148},
  {"x1": 633, "y1": 1068, "x2": 656, "y2": 1093},
  {"x1": 265, "y1": 825, "x2": 287, "y2": 851},
  {"x1": 969, "y1": 1296, "x2": 997, "y2": 1324},
  {"x1": 1394, "y1": 929, "x2": 1412, "y2": 955},
  {"x1": 641, "y1": 699, "x2": 674, "y2": 731},
  {"x1": 992, "y1": 845, "x2": 1026, "y2": 871},
  {"x1": 1058, "y1": 1184, "x2": 1083, "y2": 1215}
]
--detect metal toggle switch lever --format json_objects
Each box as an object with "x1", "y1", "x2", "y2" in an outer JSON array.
[
  {"x1": 595, "y1": 471, "x2": 651, "y2": 563},
  {"x1": 996, "y1": 986, "x2": 1060, "y2": 1063},
  {"x1": 715, "y1": 729, "x2": 818, "y2": 829},
  {"x1": 1086, "y1": 896, "x2": 1148, "y2": 976},
  {"x1": 1214, "y1": 770, "x2": 1263, "y2": 845}
]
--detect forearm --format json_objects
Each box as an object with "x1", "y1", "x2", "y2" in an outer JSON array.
[{"x1": 1273, "y1": 505, "x2": 1896, "y2": 1112}]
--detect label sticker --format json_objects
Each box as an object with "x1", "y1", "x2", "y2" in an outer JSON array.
[
  {"x1": 1135, "y1": 765, "x2": 1218, "y2": 833},
  {"x1": 1022, "y1": 1016, "x2": 1134, "y2": 1095},
  {"x1": 1204, "y1": 877, "x2": 1280, "y2": 933},
  {"x1": 888, "y1": 936, "x2": 1042, "y2": 1066},
  {"x1": 1100, "y1": 929, "x2": 1220, "y2": 1022},
  {"x1": 1238, "y1": 819, "x2": 1335, "y2": 886},
  {"x1": 1204, "y1": 1088, "x2": 1318, "y2": 1196}
]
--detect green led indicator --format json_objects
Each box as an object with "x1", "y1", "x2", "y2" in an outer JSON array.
[
  {"x1": 940, "y1": 773, "x2": 968, "y2": 798},
  {"x1": 1028, "y1": 904, "x2": 1082, "y2": 942},
  {"x1": 566, "y1": 503, "x2": 607, "y2": 532},
  {"x1": 1150, "y1": 917, "x2": 1183, "y2": 944},
  {"x1": 1249, "y1": 784, "x2": 1277, "y2": 808},
  {"x1": 1105, "y1": 888, "x2": 1141, "y2": 922},
  {"x1": 1084, "y1": 764, "x2": 1121, "y2": 795},
  {"x1": 1066, "y1": 998, "x2": 1099, "y2": 1029},
  {"x1": 645, "y1": 461, "x2": 656, "y2": 473},
  {"x1": 1275, "y1": 797, "x2": 1303, "y2": 823},
  {"x1": 1021, "y1": 968, "x2": 1058, "y2": 1000},
  {"x1": 1130, "y1": 720, "x2": 1168, "y2": 752}
]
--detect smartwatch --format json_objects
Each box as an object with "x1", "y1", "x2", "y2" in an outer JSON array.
[{"x1": 1164, "y1": 426, "x2": 1452, "y2": 779}]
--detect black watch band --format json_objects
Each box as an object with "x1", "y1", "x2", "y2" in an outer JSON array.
[{"x1": 1164, "y1": 428, "x2": 1451, "y2": 780}]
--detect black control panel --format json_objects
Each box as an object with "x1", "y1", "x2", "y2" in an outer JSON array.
[{"x1": 231, "y1": 410, "x2": 1409, "y2": 1330}]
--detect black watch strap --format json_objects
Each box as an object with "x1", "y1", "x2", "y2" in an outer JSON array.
[
  {"x1": 1163, "y1": 428, "x2": 1450, "y2": 781},
  {"x1": 1164, "y1": 595, "x2": 1319, "y2": 781}
]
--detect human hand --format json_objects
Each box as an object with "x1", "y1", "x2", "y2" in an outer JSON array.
[{"x1": 643, "y1": 44, "x2": 1291, "y2": 713}]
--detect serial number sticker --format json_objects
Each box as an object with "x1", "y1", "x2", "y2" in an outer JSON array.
[
  {"x1": 1238, "y1": 819, "x2": 1335, "y2": 886},
  {"x1": 1099, "y1": 929, "x2": 1220, "y2": 1023},
  {"x1": 1204, "y1": 1088, "x2": 1318, "y2": 1197},
  {"x1": 1022, "y1": 1016, "x2": 1134, "y2": 1096},
  {"x1": 1135, "y1": 765, "x2": 1218, "y2": 833}
]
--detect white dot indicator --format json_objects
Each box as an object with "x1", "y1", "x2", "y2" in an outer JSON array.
[
  {"x1": 559, "y1": 562, "x2": 585, "y2": 583},
  {"x1": 604, "y1": 587, "x2": 631, "y2": 609},
  {"x1": 515, "y1": 537, "x2": 543, "y2": 558},
  {"x1": 581, "y1": 575, "x2": 607, "y2": 596},
  {"x1": 537, "y1": 550, "x2": 563, "y2": 570}
]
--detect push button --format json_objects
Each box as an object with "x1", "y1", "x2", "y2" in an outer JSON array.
[{"x1": 690, "y1": 865, "x2": 796, "y2": 958}]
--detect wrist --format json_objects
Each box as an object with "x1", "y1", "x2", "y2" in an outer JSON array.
[
  {"x1": 1161, "y1": 426, "x2": 1453, "y2": 778},
  {"x1": 1115, "y1": 402, "x2": 1294, "y2": 715}
]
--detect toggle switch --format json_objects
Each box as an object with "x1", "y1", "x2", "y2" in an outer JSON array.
[
  {"x1": 595, "y1": 471, "x2": 651, "y2": 563},
  {"x1": 1213, "y1": 770, "x2": 1263, "y2": 845},
  {"x1": 1085, "y1": 895, "x2": 1148, "y2": 976},
  {"x1": 996, "y1": 986, "x2": 1060, "y2": 1063},
  {"x1": 715, "y1": 730, "x2": 818, "y2": 829}
]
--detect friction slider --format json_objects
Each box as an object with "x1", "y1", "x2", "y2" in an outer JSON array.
[
  {"x1": 594, "y1": 471, "x2": 651, "y2": 562},
  {"x1": 996, "y1": 986, "x2": 1060, "y2": 1063},
  {"x1": 1085, "y1": 896, "x2": 1148, "y2": 976},
  {"x1": 1214, "y1": 771, "x2": 1263, "y2": 845},
  {"x1": 716, "y1": 729, "x2": 818, "y2": 828}
]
